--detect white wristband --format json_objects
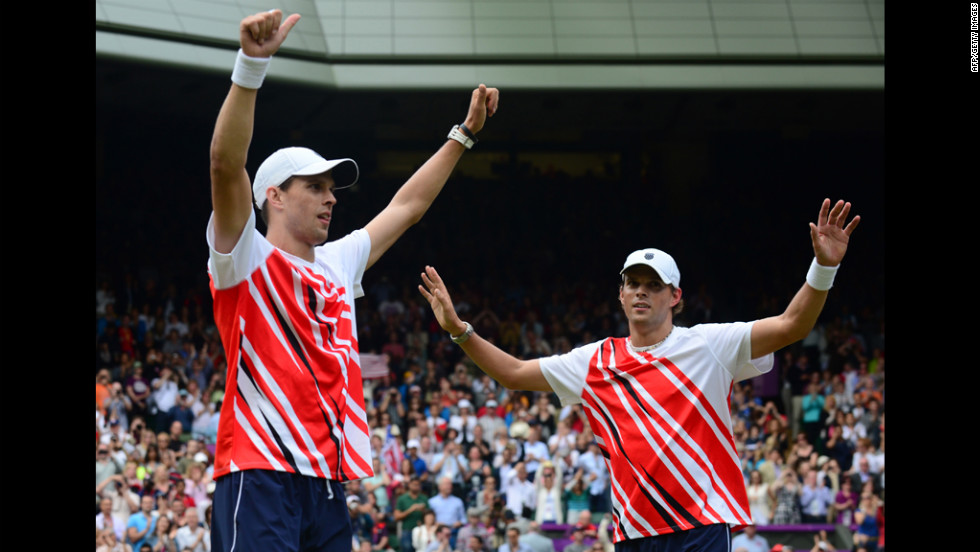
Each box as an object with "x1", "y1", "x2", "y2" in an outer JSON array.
[
  {"x1": 231, "y1": 49, "x2": 271, "y2": 89},
  {"x1": 447, "y1": 125, "x2": 475, "y2": 149},
  {"x1": 806, "y1": 257, "x2": 839, "y2": 291}
]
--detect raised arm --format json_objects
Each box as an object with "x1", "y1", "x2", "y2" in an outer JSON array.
[
  {"x1": 751, "y1": 199, "x2": 860, "y2": 358},
  {"x1": 364, "y1": 86, "x2": 500, "y2": 269},
  {"x1": 209, "y1": 10, "x2": 300, "y2": 253},
  {"x1": 419, "y1": 266, "x2": 552, "y2": 392}
]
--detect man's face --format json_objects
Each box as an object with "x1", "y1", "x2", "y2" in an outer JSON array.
[
  {"x1": 141, "y1": 495, "x2": 154, "y2": 513},
  {"x1": 507, "y1": 529, "x2": 520, "y2": 546},
  {"x1": 438, "y1": 478, "x2": 453, "y2": 495},
  {"x1": 619, "y1": 266, "x2": 680, "y2": 329},
  {"x1": 272, "y1": 173, "x2": 337, "y2": 246},
  {"x1": 101, "y1": 497, "x2": 113, "y2": 515},
  {"x1": 409, "y1": 479, "x2": 421, "y2": 495}
]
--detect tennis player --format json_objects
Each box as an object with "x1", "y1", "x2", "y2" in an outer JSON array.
[
  {"x1": 207, "y1": 9, "x2": 499, "y2": 551},
  {"x1": 419, "y1": 199, "x2": 858, "y2": 551}
]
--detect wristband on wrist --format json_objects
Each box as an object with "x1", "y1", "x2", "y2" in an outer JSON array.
[
  {"x1": 806, "y1": 257, "x2": 839, "y2": 291},
  {"x1": 447, "y1": 125, "x2": 475, "y2": 149},
  {"x1": 231, "y1": 49, "x2": 271, "y2": 89},
  {"x1": 458, "y1": 123, "x2": 478, "y2": 143},
  {"x1": 450, "y1": 321, "x2": 474, "y2": 344}
]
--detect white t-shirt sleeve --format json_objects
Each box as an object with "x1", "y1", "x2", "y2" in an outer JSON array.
[
  {"x1": 538, "y1": 341, "x2": 603, "y2": 407},
  {"x1": 206, "y1": 210, "x2": 272, "y2": 290},
  {"x1": 315, "y1": 228, "x2": 371, "y2": 299},
  {"x1": 694, "y1": 321, "x2": 774, "y2": 382}
]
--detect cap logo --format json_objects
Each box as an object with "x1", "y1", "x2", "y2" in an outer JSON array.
[{"x1": 644, "y1": 253, "x2": 654, "y2": 260}]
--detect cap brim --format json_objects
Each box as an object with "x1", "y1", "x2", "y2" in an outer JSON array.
[
  {"x1": 294, "y1": 158, "x2": 360, "y2": 189},
  {"x1": 620, "y1": 262, "x2": 672, "y2": 284}
]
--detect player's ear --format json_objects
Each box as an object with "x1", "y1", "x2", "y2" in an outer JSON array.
[
  {"x1": 267, "y1": 186, "x2": 283, "y2": 209},
  {"x1": 670, "y1": 286, "x2": 682, "y2": 307}
]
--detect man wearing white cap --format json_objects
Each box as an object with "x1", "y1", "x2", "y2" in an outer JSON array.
[
  {"x1": 419, "y1": 199, "x2": 859, "y2": 551},
  {"x1": 206, "y1": 9, "x2": 499, "y2": 552}
]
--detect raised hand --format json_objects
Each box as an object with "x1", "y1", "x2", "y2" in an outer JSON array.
[
  {"x1": 240, "y1": 10, "x2": 301, "y2": 58},
  {"x1": 418, "y1": 266, "x2": 466, "y2": 335},
  {"x1": 462, "y1": 84, "x2": 501, "y2": 134},
  {"x1": 810, "y1": 198, "x2": 860, "y2": 267}
]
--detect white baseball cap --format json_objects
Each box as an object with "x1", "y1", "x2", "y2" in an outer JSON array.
[
  {"x1": 621, "y1": 248, "x2": 681, "y2": 287},
  {"x1": 253, "y1": 147, "x2": 359, "y2": 209}
]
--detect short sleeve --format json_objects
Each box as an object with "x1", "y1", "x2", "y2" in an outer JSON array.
[
  {"x1": 207, "y1": 210, "x2": 272, "y2": 290},
  {"x1": 693, "y1": 322, "x2": 773, "y2": 382},
  {"x1": 539, "y1": 341, "x2": 602, "y2": 407},
  {"x1": 315, "y1": 228, "x2": 371, "y2": 299}
]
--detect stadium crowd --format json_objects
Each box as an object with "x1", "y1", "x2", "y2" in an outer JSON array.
[{"x1": 95, "y1": 250, "x2": 884, "y2": 552}]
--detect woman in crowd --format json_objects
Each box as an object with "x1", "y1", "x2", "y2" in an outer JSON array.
[
  {"x1": 150, "y1": 514, "x2": 178, "y2": 552},
  {"x1": 746, "y1": 469, "x2": 771, "y2": 525},
  {"x1": 852, "y1": 492, "x2": 881, "y2": 552},
  {"x1": 411, "y1": 509, "x2": 439, "y2": 552},
  {"x1": 833, "y1": 474, "x2": 859, "y2": 527}
]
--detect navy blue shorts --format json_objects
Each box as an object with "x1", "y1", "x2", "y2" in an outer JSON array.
[
  {"x1": 211, "y1": 470, "x2": 351, "y2": 552},
  {"x1": 615, "y1": 524, "x2": 731, "y2": 552}
]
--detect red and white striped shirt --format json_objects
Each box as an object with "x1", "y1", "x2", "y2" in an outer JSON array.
[
  {"x1": 540, "y1": 323, "x2": 772, "y2": 542},
  {"x1": 207, "y1": 212, "x2": 374, "y2": 481}
]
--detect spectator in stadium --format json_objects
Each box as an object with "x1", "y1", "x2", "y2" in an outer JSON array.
[
  {"x1": 97, "y1": 496, "x2": 128, "y2": 541},
  {"x1": 799, "y1": 470, "x2": 833, "y2": 523},
  {"x1": 462, "y1": 442, "x2": 492, "y2": 503},
  {"x1": 562, "y1": 526, "x2": 588, "y2": 552},
  {"x1": 547, "y1": 418, "x2": 578, "y2": 463},
  {"x1": 175, "y1": 506, "x2": 208, "y2": 552},
  {"x1": 450, "y1": 399, "x2": 479, "y2": 444},
  {"x1": 425, "y1": 524, "x2": 453, "y2": 552},
  {"x1": 532, "y1": 461, "x2": 564, "y2": 523},
  {"x1": 126, "y1": 494, "x2": 157, "y2": 551},
  {"x1": 394, "y1": 477, "x2": 428, "y2": 552},
  {"x1": 412, "y1": 510, "x2": 440, "y2": 552},
  {"x1": 832, "y1": 476, "x2": 859, "y2": 526},
  {"x1": 852, "y1": 493, "x2": 881, "y2": 552},
  {"x1": 848, "y1": 457, "x2": 882, "y2": 498},
  {"x1": 428, "y1": 476, "x2": 466, "y2": 542},
  {"x1": 430, "y1": 439, "x2": 467, "y2": 490},
  {"x1": 575, "y1": 440, "x2": 610, "y2": 514},
  {"x1": 149, "y1": 366, "x2": 179, "y2": 432},
  {"x1": 498, "y1": 526, "x2": 533, "y2": 552},
  {"x1": 563, "y1": 472, "x2": 591, "y2": 525},
  {"x1": 455, "y1": 508, "x2": 489, "y2": 552},
  {"x1": 98, "y1": 528, "x2": 133, "y2": 552},
  {"x1": 769, "y1": 467, "x2": 802, "y2": 525},
  {"x1": 473, "y1": 475, "x2": 500, "y2": 515},
  {"x1": 502, "y1": 462, "x2": 535, "y2": 520},
  {"x1": 731, "y1": 524, "x2": 769, "y2": 552},
  {"x1": 150, "y1": 514, "x2": 178, "y2": 552},
  {"x1": 519, "y1": 521, "x2": 556, "y2": 552},
  {"x1": 745, "y1": 469, "x2": 771, "y2": 525}
]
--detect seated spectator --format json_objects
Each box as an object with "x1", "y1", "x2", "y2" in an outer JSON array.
[{"x1": 731, "y1": 525, "x2": 769, "y2": 552}]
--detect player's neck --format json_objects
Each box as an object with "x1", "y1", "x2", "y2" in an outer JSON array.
[
  {"x1": 266, "y1": 227, "x2": 316, "y2": 262},
  {"x1": 628, "y1": 320, "x2": 673, "y2": 349}
]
